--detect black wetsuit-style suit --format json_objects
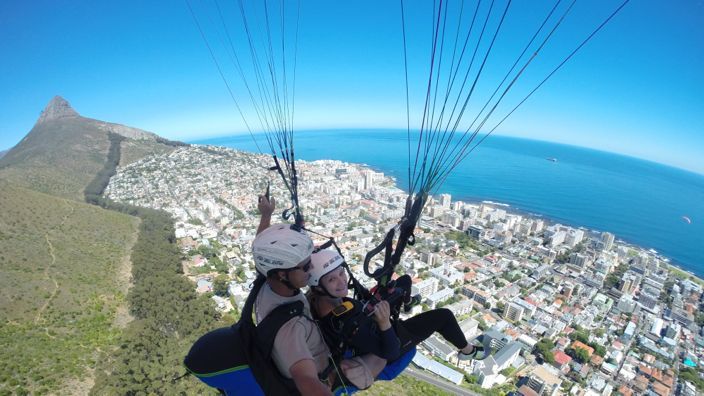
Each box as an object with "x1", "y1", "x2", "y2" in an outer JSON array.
[{"x1": 316, "y1": 276, "x2": 470, "y2": 362}]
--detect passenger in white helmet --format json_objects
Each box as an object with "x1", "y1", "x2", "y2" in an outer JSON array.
[{"x1": 307, "y1": 248, "x2": 488, "y2": 364}]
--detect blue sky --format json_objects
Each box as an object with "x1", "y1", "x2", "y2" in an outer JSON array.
[{"x1": 1, "y1": 0, "x2": 702, "y2": 174}]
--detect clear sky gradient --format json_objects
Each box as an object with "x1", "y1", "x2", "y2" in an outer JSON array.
[{"x1": 1, "y1": 1, "x2": 702, "y2": 174}]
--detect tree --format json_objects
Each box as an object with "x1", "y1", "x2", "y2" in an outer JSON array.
[
  {"x1": 213, "y1": 275, "x2": 230, "y2": 297},
  {"x1": 679, "y1": 368, "x2": 704, "y2": 391},
  {"x1": 695, "y1": 313, "x2": 704, "y2": 327},
  {"x1": 535, "y1": 338, "x2": 556, "y2": 364},
  {"x1": 465, "y1": 374, "x2": 478, "y2": 384},
  {"x1": 570, "y1": 329, "x2": 589, "y2": 344},
  {"x1": 477, "y1": 318, "x2": 488, "y2": 331},
  {"x1": 234, "y1": 266, "x2": 245, "y2": 281},
  {"x1": 211, "y1": 256, "x2": 228, "y2": 274},
  {"x1": 188, "y1": 217, "x2": 204, "y2": 226},
  {"x1": 570, "y1": 347, "x2": 590, "y2": 364},
  {"x1": 500, "y1": 367, "x2": 516, "y2": 376},
  {"x1": 590, "y1": 343, "x2": 606, "y2": 357}
]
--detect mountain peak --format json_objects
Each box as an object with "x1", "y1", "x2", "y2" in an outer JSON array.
[{"x1": 37, "y1": 96, "x2": 79, "y2": 124}]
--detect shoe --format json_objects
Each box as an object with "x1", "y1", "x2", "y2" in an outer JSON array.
[
  {"x1": 403, "y1": 294, "x2": 422, "y2": 313},
  {"x1": 458, "y1": 336, "x2": 489, "y2": 361}
]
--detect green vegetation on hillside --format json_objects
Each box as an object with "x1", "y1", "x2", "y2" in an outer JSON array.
[
  {"x1": 84, "y1": 132, "x2": 124, "y2": 203},
  {"x1": 0, "y1": 116, "x2": 180, "y2": 201},
  {"x1": 78, "y1": 133, "x2": 224, "y2": 393},
  {"x1": 362, "y1": 373, "x2": 452, "y2": 396},
  {"x1": 0, "y1": 112, "x2": 191, "y2": 394},
  {"x1": 88, "y1": 202, "x2": 226, "y2": 394},
  {"x1": 0, "y1": 181, "x2": 139, "y2": 394},
  {"x1": 0, "y1": 118, "x2": 111, "y2": 200}
]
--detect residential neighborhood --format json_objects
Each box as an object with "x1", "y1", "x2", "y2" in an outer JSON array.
[{"x1": 106, "y1": 145, "x2": 704, "y2": 395}]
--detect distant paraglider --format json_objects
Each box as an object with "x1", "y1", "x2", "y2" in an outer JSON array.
[{"x1": 682, "y1": 216, "x2": 692, "y2": 224}]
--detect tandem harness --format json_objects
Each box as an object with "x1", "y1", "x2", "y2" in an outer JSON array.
[{"x1": 183, "y1": 276, "x2": 336, "y2": 395}]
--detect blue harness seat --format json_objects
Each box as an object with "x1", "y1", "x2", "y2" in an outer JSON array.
[
  {"x1": 185, "y1": 325, "x2": 265, "y2": 395},
  {"x1": 193, "y1": 365, "x2": 263, "y2": 396},
  {"x1": 333, "y1": 347, "x2": 417, "y2": 395}
]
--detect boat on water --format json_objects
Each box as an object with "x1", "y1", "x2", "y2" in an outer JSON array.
[{"x1": 546, "y1": 157, "x2": 558, "y2": 162}]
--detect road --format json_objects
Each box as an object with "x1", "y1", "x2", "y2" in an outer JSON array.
[{"x1": 405, "y1": 366, "x2": 479, "y2": 396}]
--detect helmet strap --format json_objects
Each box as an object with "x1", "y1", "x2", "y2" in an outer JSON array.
[{"x1": 279, "y1": 273, "x2": 299, "y2": 292}]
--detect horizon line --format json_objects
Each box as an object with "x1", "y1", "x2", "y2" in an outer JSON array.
[{"x1": 186, "y1": 127, "x2": 704, "y2": 178}]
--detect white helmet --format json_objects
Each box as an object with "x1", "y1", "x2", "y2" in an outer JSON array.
[
  {"x1": 308, "y1": 249, "x2": 346, "y2": 287},
  {"x1": 252, "y1": 223, "x2": 313, "y2": 276}
]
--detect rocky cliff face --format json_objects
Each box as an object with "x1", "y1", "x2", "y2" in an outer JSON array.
[
  {"x1": 0, "y1": 96, "x2": 182, "y2": 199},
  {"x1": 35, "y1": 95, "x2": 159, "y2": 140},
  {"x1": 36, "y1": 96, "x2": 79, "y2": 124}
]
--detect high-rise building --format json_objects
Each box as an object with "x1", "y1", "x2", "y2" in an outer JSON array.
[
  {"x1": 569, "y1": 253, "x2": 587, "y2": 267},
  {"x1": 439, "y1": 193, "x2": 452, "y2": 208},
  {"x1": 466, "y1": 225, "x2": 485, "y2": 239},
  {"x1": 442, "y1": 211, "x2": 461, "y2": 228},
  {"x1": 412, "y1": 278, "x2": 439, "y2": 298},
  {"x1": 363, "y1": 170, "x2": 374, "y2": 190},
  {"x1": 620, "y1": 277, "x2": 632, "y2": 293},
  {"x1": 602, "y1": 232, "x2": 615, "y2": 251},
  {"x1": 421, "y1": 252, "x2": 436, "y2": 266},
  {"x1": 526, "y1": 376, "x2": 547, "y2": 395},
  {"x1": 532, "y1": 219, "x2": 544, "y2": 234},
  {"x1": 503, "y1": 302, "x2": 525, "y2": 322},
  {"x1": 430, "y1": 205, "x2": 446, "y2": 218},
  {"x1": 549, "y1": 231, "x2": 566, "y2": 247},
  {"x1": 565, "y1": 229, "x2": 584, "y2": 247},
  {"x1": 562, "y1": 285, "x2": 573, "y2": 299}
]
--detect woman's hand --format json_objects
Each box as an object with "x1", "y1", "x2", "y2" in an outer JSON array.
[{"x1": 372, "y1": 300, "x2": 392, "y2": 331}]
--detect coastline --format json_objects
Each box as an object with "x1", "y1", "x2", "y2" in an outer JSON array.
[
  {"x1": 334, "y1": 156, "x2": 704, "y2": 284},
  {"x1": 456, "y1": 196, "x2": 704, "y2": 284},
  {"x1": 213, "y1": 142, "x2": 704, "y2": 280}
]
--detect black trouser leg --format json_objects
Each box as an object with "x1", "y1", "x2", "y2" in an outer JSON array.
[{"x1": 398, "y1": 308, "x2": 469, "y2": 350}]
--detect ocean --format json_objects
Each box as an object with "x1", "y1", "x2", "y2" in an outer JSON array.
[{"x1": 192, "y1": 130, "x2": 704, "y2": 278}]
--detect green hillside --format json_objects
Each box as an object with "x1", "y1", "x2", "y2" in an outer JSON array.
[
  {"x1": 362, "y1": 374, "x2": 453, "y2": 395},
  {"x1": 0, "y1": 180, "x2": 139, "y2": 394},
  {"x1": 0, "y1": 117, "x2": 111, "y2": 200},
  {"x1": 0, "y1": 97, "x2": 199, "y2": 394}
]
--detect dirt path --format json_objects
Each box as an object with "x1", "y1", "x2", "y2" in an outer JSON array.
[
  {"x1": 35, "y1": 200, "x2": 74, "y2": 324},
  {"x1": 113, "y1": 217, "x2": 140, "y2": 328}
]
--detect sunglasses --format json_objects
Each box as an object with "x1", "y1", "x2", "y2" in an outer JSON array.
[{"x1": 289, "y1": 258, "x2": 311, "y2": 273}]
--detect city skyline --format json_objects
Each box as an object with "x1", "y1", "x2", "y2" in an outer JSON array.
[{"x1": 1, "y1": 1, "x2": 703, "y2": 174}]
